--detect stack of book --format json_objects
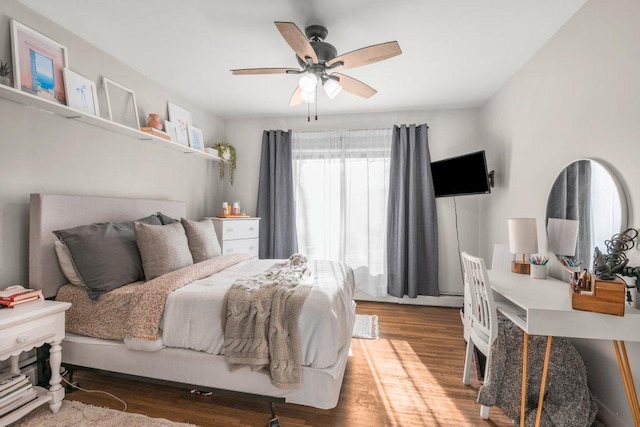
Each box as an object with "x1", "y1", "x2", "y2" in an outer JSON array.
[
  {"x1": 0, "y1": 373, "x2": 37, "y2": 417},
  {"x1": 0, "y1": 286, "x2": 43, "y2": 308},
  {"x1": 140, "y1": 126, "x2": 171, "y2": 140}
]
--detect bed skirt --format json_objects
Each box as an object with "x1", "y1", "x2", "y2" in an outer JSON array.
[{"x1": 61, "y1": 327, "x2": 352, "y2": 410}]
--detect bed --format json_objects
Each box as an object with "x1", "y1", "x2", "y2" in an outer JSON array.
[{"x1": 28, "y1": 193, "x2": 356, "y2": 412}]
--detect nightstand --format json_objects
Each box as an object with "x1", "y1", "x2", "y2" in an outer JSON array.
[
  {"x1": 207, "y1": 217, "x2": 260, "y2": 258},
  {"x1": 0, "y1": 300, "x2": 71, "y2": 424}
]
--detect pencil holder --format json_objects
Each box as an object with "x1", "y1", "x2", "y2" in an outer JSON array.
[{"x1": 530, "y1": 264, "x2": 548, "y2": 279}]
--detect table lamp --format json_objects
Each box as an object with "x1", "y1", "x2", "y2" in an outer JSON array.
[{"x1": 508, "y1": 218, "x2": 538, "y2": 274}]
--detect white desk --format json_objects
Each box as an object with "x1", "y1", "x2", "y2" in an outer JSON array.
[{"x1": 488, "y1": 270, "x2": 640, "y2": 426}]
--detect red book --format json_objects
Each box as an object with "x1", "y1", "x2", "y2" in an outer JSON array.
[
  {"x1": 0, "y1": 287, "x2": 42, "y2": 302},
  {"x1": 0, "y1": 294, "x2": 41, "y2": 307}
]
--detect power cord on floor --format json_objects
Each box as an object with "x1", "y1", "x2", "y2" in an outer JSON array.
[{"x1": 60, "y1": 370, "x2": 128, "y2": 412}]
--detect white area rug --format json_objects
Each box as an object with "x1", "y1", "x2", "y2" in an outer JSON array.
[
  {"x1": 11, "y1": 400, "x2": 195, "y2": 426},
  {"x1": 352, "y1": 314, "x2": 379, "y2": 339}
]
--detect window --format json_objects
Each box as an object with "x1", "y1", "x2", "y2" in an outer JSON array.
[{"x1": 292, "y1": 129, "x2": 392, "y2": 296}]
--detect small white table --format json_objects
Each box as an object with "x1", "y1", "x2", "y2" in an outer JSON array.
[
  {"x1": 488, "y1": 270, "x2": 640, "y2": 426},
  {"x1": 0, "y1": 300, "x2": 71, "y2": 424},
  {"x1": 206, "y1": 217, "x2": 260, "y2": 258}
]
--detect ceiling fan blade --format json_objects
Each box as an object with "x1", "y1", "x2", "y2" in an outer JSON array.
[
  {"x1": 231, "y1": 67, "x2": 298, "y2": 75},
  {"x1": 332, "y1": 73, "x2": 377, "y2": 99},
  {"x1": 289, "y1": 86, "x2": 304, "y2": 106},
  {"x1": 275, "y1": 21, "x2": 318, "y2": 64},
  {"x1": 328, "y1": 41, "x2": 402, "y2": 70}
]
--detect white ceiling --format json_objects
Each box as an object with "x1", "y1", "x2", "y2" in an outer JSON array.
[{"x1": 18, "y1": 0, "x2": 587, "y2": 120}]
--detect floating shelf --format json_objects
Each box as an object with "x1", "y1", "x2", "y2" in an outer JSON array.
[{"x1": 0, "y1": 84, "x2": 221, "y2": 162}]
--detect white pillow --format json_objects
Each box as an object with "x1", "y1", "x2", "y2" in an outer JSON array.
[{"x1": 53, "y1": 240, "x2": 86, "y2": 287}]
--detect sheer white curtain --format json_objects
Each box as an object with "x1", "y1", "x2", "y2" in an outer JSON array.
[{"x1": 292, "y1": 129, "x2": 392, "y2": 297}]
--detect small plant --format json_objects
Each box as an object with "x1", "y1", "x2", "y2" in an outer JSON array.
[
  {"x1": 213, "y1": 142, "x2": 237, "y2": 185},
  {"x1": 0, "y1": 60, "x2": 11, "y2": 77}
]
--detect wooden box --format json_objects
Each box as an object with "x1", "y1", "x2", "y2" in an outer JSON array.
[{"x1": 571, "y1": 276, "x2": 626, "y2": 316}]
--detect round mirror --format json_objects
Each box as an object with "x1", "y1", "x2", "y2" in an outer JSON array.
[{"x1": 546, "y1": 159, "x2": 627, "y2": 268}]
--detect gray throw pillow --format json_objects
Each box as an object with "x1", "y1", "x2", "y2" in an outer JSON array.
[
  {"x1": 135, "y1": 222, "x2": 194, "y2": 280},
  {"x1": 53, "y1": 214, "x2": 162, "y2": 300},
  {"x1": 156, "y1": 211, "x2": 177, "y2": 225},
  {"x1": 181, "y1": 218, "x2": 222, "y2": 263}
]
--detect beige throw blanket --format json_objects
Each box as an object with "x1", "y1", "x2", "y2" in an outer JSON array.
[{"x1": 222, "y1": 254, "x2": 312, "y2": 389}]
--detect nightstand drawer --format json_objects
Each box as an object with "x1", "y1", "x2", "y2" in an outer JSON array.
[
  {"x1": 218, "y1": 220, "x2": 259, "y2": 240},
  {"x1": 0, "y1": 317, "x2": 56, "y2": 354},
  {"x1": 222, "y1": 238, "x2": 259, "y2": 258}
]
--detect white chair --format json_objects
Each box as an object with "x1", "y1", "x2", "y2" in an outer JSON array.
[{"x1": 461, "y1": 251, "x2": 498, "y2": 419}]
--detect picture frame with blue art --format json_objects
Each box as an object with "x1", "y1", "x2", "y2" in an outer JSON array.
[
  {"x1": 10, "y1": 19, "x2": 68, "y2": 104},
  {"x1": 63, "y1": 68, "x2": 99, "y2": 116}
]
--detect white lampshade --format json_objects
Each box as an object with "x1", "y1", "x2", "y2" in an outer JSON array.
[
  {"x1": 508, "y1": 218, "x2": 538, "y2": 255},
  {"x1": 300, "y1": 89, "x2": 315, "y2": 103},
  {"x1": 547, "y1": 218, "x2": 579, "y2": 256},
  {"x1": 298, "y1": 73, "x2": 318, "y2": 93},
  {"x1": 323, "y1": 77, "x2": 342, "y2": 99}
]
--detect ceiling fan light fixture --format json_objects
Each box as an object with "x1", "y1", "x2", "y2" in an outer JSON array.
[
  {"x1": 323, "y1": 77, "x2": 342, "y2": 99},
  {"x1": 298, "y1": 73, "x2": 318, "y2": 93},
  {"x1": 300, "y1": 89, "x2": 316, "y2": 103}
]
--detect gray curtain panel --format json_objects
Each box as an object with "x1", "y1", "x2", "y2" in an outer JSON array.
[
  {"x1": 257, "y1": 130, "x2": 299, "y2": 259},
  {"x1": 546, "y1": 160, "x2": 592, "y2": 265},
  {"x1": 387, "y1": 124, "x2": 439, "y2": 297}
]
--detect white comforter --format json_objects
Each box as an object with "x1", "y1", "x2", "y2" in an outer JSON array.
[{"x1": 159, "y1": 259, "x2": 356, "y2": 377}]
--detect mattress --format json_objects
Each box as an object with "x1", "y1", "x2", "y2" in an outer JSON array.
[{"x1": 58, "y1": 258, "x2": 356, "y2": 374}]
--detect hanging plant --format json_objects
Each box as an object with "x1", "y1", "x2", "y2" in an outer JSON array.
[{"x1": 213, "y1": 142, "x2": 237, "y2": 185}]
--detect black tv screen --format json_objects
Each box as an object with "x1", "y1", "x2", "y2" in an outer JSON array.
[{"x1": 430, "y1": 150, "x2": 491, "y2": 198}]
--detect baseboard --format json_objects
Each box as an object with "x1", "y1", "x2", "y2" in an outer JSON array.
[
  {"x1": 594, "y1": 396, "x2": 627, "y2": 427},
  {"x1": 354, "y1": 292, "x2": 463, "y2": 308}
]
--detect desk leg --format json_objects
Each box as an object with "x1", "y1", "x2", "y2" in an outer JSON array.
[
  {"x1": 534, "y1": 336, "x2": 553, "y2": 427},
  {"x1": 613, "y1": 340, "x2": 640, "y2": 426},
  {"x1": 48, "y1": 340, "x2": 64, "y2": 414},
  {"x1": 520, "y1": 332, "x2": 529, "y2": 427}
]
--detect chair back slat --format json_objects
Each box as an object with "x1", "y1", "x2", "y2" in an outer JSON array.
[{"x1": 461, "y1": 252, "x2": 498, "y2": 346}]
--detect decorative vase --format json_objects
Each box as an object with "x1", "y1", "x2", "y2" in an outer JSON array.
[{"x1": 146, "y1": 113, "x2": 163, "y2": 130}]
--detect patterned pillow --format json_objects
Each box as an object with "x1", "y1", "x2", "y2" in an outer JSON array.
[{"x1": 180, "y1": 218, "x2": 222, "y2": 263}]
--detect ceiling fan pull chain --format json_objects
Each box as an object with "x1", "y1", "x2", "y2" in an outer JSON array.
[
  {"x1": 307, "y1": 100, "x2": 310, "y2": 122},
  {"x1": 315, "y1": 85, "x2": 318, "y2": 121}
]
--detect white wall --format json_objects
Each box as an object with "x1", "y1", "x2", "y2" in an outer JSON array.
[
  {"x1": 224, "y1": 108, "x2": 483, "y2": 296},
  {"x1": 0, "y1": 1, "x2": 224, "y2": 285},
  {"x1": 480, "y1": 0, "x2": 640, "y2": 425}
]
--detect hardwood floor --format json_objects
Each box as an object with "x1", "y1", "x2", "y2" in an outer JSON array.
[{"x1": 64, "y1": 301, "x2": 514, "y2": 426}]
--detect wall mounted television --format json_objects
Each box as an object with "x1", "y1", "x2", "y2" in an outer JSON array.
[{"x1": 430, "y1": 150, "x2": 493, "y2": 198}]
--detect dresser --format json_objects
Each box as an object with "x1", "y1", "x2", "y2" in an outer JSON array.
[
  {"x1": 208, "y1": 217, "x2": 260, "y2": 258},
  {"x1": 0, "y1": 300, "x2": 71, "y2": 425}
]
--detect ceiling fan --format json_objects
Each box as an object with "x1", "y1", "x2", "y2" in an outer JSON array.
[{"x1": 231, "y1": 22, "x2": 402, "y2": 107}]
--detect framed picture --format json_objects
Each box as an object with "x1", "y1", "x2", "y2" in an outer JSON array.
[
  {"x1": 10, "y1": 19, "x2": 69, "y2": 104},
  {"x1": 168, "y1": 102, "x2": 192, "y2": 138},
  {"x1": 103, "y1": 77, "x2": 140, "y2": 130},
  {"x1": 63, "y1": 69, "x2": 99, "y2": 116},
  {"x1": 164, "y1": 120, "x2": 185, "y2": 145},
  {"x1": 187, "y1": 124, "x2": 204, "y2": 151}
]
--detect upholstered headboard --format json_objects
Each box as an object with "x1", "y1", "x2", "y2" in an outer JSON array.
[{"x1": 29, "y1": 193, "x2": 186, "y2": 298}]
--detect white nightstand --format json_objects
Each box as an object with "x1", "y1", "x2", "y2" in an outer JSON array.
[
  {"x1": 207, "y1": 217, "x2": 260, "y2": 258},
  {"x1": 0, "y1": 300, "x2": 71, "y2": 424}
]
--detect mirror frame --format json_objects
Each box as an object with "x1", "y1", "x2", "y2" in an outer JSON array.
[{"x1": 545, "y1": 158, "x2": 629, "y2": 264}]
